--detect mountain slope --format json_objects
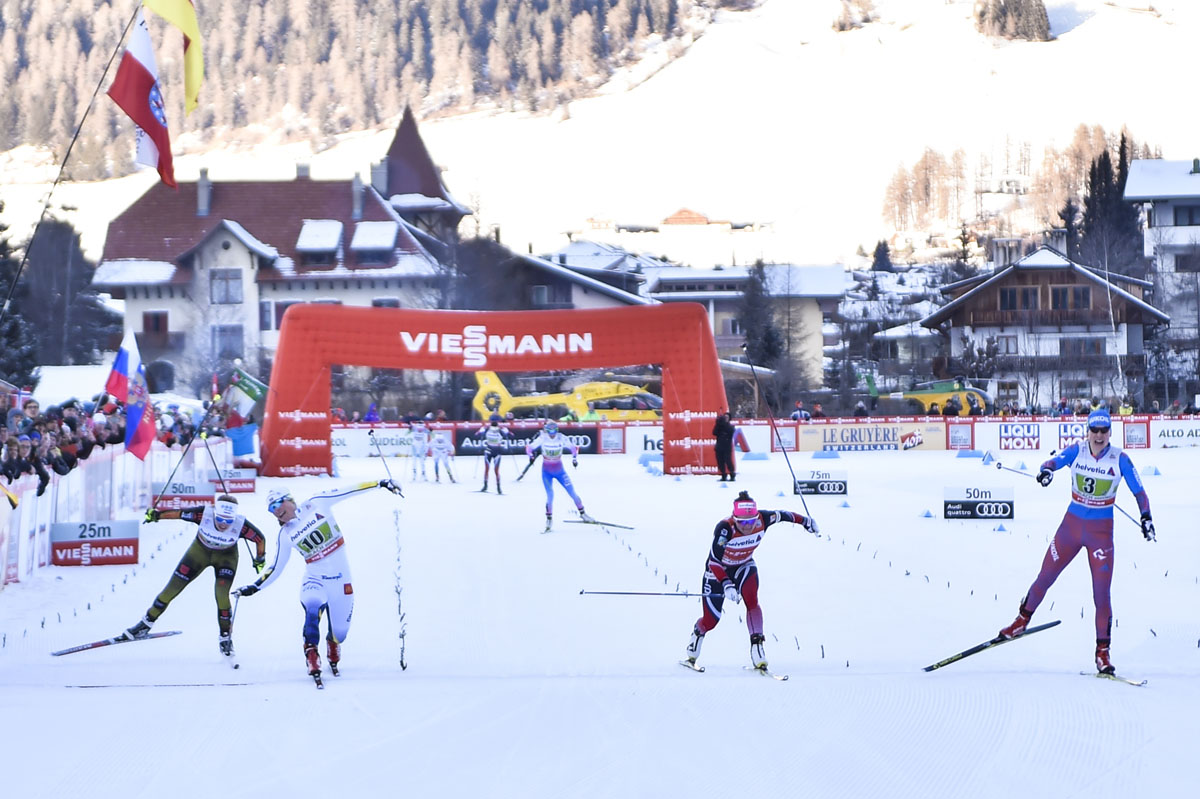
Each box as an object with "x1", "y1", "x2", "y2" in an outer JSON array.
[{"x1": 2, "y1": 0, "x2": 1197, "y2": 265}]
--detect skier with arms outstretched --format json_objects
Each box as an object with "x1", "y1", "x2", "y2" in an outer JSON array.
[
  {"x1": 235, "y1": 479, "x2": 402, "y2": 684},
  {"x1": 684, "y1": 490, "x2": 818, "y2": 674}
]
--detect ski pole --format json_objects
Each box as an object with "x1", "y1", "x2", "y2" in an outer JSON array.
[
  {"x1": 199, "y1": 433, "x2": 253, "y2": 559},
  {"x1": 517, "y1": 452, "x2": 540, "y2": 482},
  {"x1": 578, "y1": 585, "x2": 715, "y2": 590},
  {"x1": 149, "y1": 395, "x2": 226, "y2": 512},
  {"x1": 369, "y1": 429, "x2": 401, "y2": 493},
  {"x1": 741, "y1": 344, "x2": 807, "y2": 515}
]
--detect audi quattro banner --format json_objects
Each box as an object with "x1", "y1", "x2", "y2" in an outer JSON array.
[{"x1": 262, "y1": 305, "x2": 726, "y2": 477}]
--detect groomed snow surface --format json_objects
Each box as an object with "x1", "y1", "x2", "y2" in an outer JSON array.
[{"x1": 1, "y1": 448, "x2": 1196, "y2": 798}]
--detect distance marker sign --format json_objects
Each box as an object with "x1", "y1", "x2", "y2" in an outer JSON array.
[
  {"x1": 943, "y1": 486, "x2": 1014, "y2": 519},
  {"x1": 795, "y1": 469, "x2": 848, "y2": 495}
]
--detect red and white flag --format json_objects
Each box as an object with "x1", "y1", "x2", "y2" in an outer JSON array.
[{"x1": 107, "y1": 9, "x2": 176, "y2": 188}]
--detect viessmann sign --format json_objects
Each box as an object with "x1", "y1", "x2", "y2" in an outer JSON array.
[{"x1": 261, "y1": 305, "x2": 727, "y2": 478}]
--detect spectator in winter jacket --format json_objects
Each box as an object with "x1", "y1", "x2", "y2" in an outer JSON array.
[{"x1": 712, "y1": 412, "x2": 737, "y2": 482}]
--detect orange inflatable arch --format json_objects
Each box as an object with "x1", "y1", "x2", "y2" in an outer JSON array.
[{"x1": 260, "y1": 304, "x2": 728, "y2": 476}]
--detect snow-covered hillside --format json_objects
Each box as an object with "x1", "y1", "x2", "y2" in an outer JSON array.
[{"x1": 2, "y1": 0, "x2": 1198, "y2": 265}]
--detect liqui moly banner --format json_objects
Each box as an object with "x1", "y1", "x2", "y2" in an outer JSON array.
[{"x1": 261, "y1": 305, "x2": 726, "y2": 477}]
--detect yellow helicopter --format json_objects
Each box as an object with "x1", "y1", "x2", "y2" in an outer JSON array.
[
  {"x1": 864, "y1": 374, "x2": 993, "y2": 416},
  {"x1": 471, "y1": 371, "x2": 663, "y2": 421}
]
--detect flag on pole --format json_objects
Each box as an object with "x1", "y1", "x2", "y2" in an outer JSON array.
[
  {"x1": 228, "y1": 367, "x2": 269, "y2": 416},
  {"x1": 104, "y1": 330, "x2": 158, "y2": 460},
  {"x1": 107, "y1": 10, "x2": 176, "y2": 188},
  {"x1": 143, "y1": 0, "x2": 205, "y2": 114}
]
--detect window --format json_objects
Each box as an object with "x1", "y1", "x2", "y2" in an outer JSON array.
[
  {"x1": 1176, "y1": 253, "x2": 1200, "y2": 273},
  {"x1": 1059, "y1": 337, "x2": 1105, "y2": 357},
  {"x1": 372, "y1": 298, "x2": 401, "y2": 309},
  {"x1": 1072, "y1": 286, "x2": 1090, "y2": 309},
  {"x1": 275, "y1": 301, "x2": 303, "y2": 329},
  {"x1": 1173, "y1": 205, "x2": 1200, "y2": 226},
  {"x1": 1051, "y1": 287, "x2": 1069, "y2": 310},
  {"x1": 210, "y1": 269, "x2": 243, "y2": 304},
  {"x1": 532, "y1": 285, "x2": 550, "y2": 306},
  {"x1": 1062, "y1": 379, "x2": 1091, "y2": 399},
  {"x1": 212, "y1": 325, "x2": 244, "y2": 359},
  {"x1": 997, "y1": 335, "x2": 1018, "y2": 354},
  {"x1": 727, "y1": 317, "x2": 744, "y2": 336},
  {"x1": 999, "y1": 288, "x2": 1017, "y2": 311},
  {"x1": 996, "y1": 380, "x2": 1019, "y2": 403},
  {"x1": 142, "y1": 311, "x2": 169, "y2": 348},
  {"x1": 1020, "y1": 287, "x2": 1039, "y2": 310},
  {"x1": 356, "y1": 250, "x2": 391, "y2": 266},
  {"x1": 259, "y1": 301, "x2": 272, "y2": 331}
]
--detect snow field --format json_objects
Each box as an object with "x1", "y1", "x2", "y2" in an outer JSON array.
[{"x1": 0, "y1": 447, "x2": 1196, "y2": 798}]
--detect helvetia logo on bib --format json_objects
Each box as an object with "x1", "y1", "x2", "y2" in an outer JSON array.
[{"x1": 399, "y1": 325, "x2": 593, "y2": 368}]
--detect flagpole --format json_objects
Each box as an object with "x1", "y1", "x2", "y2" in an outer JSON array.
[{"x1": 0, "y1": 5, "x2": 142, "y2": 330}]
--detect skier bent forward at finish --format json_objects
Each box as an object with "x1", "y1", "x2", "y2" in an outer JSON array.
[
  {"x1": 685, "y1": 490, "x2": 819, "y2": 672},
  {"x1": 997, "y1": 408, "x2": 1154, "y2": 676},
  {"x1": 525, "y1": 419, "x2": 593, "y2": 531},
  {"x1": 235, "y1": 479, "x2": 403, "y2": 680}
]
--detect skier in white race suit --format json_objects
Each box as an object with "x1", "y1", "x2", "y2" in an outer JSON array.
[{"x1": 235, "y1": 479, "x2": 402, "y2": 679}]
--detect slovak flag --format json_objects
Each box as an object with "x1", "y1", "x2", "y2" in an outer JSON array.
[
  {"x1": 104, "y1": 330, "x2": 158, "y2": 460},
  {"x1": 106, "y1": 10, "x2": 176, "y2": 188}
]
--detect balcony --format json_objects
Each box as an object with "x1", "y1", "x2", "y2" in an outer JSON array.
[
  {"x1": 963, "y1": 309, "x2": 1125, "y2": 329},
  {"x1": 136, "y1": 331, "x2": 186, "y2": 358},
  {"x1": 991, "y1": 353, "x2": 1145, "y2": 375}
]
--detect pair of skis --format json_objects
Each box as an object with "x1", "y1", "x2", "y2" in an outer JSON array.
[
  {"x1": 678, "y1": 659, "x2": 789, "y2": 681},
  {"x1": 923, "y1": 620, "x2": 1146, "y2": 685}
]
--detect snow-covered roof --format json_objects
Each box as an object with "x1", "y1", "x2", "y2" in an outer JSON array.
[
  {"x1": 517, "y1": 254, "x2": 656, "y2": 306},
  {"x1": 762, "y1": 264, "x2": 847, "y2": 298},
  {"x1": 92, "y1": 260, "x2": 177, "y2": 285},
  {"x1": 877, "y1": 322, "x2": 937, "y2": 340},
  {"x1": 349, "y1": 221, "x2": 399, "y2": 250},
  {"x1": 33, "y1": 364, "x2": 116, "y2": 406},
  {"x1": 221, "y1": 220, "x2": 279, "y2": 259},
  {"x1": 295, "y1": 220, "x2": 343, "y2": 252},
  {"x1": 269, "y1": 251, "x2": 438, "y2": 278},
  {"x1": 389, "y1": 193, "x2": 455, "y2": 212},
  {"x1": 1124, "y1": 159, "x2": 1200, "y2": 201}
]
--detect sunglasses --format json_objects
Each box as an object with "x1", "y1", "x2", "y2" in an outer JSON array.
[
  {"x1": 1088, "y1": 426, "x2": 1110, "y2": 434},
  {"x1": 268, "y1": 496, "x2": 292, "y2": 513}
]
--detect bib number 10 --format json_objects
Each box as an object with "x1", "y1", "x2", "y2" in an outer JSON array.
[{"x1": 297, "y1": 524, "x2": 333, "y2": 557}]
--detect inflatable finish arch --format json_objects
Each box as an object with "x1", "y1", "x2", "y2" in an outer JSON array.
[{"x1": 260, "y1": 304, "x2": 728, "y2": 477}]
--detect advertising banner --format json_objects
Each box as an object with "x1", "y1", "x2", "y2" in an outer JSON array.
[
  {"x1": 51, "y1": 520, "x2": 140, "y2": 566},
  {"x1": 796, "y1": 419, "x2": 947, "y2": 452},
  {"x1": 1150, "y1": 417, "x2": 1200, "y2": 447}
]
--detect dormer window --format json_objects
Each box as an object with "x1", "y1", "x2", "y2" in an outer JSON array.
[
  {"x1": 350, "y1": 221, "x2": 398, "y2": 267},
  {"x1": 296, "y1": 220, "x2": 343, "y2": 268}
]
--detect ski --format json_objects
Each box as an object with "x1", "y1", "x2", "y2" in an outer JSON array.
[
  {"x1": 679, "y1": 659, "x2": 705, "y2": 672},
  {"x1": 564, "y1": 519, "x2": 634, "y2": 530},
  {"x1": 744, "y1": 665, "x2": 789, "y2": 681},
  {"x1": 67, "y1": 682, "x2": 253, "y2": 688},
  {"x1": 224, "y1": 653, "x2": 240, "y2": 670},
  {"x1": 1083, "y1": 671, "x2": 1147, "y2": 686},
  {"x1": 922, "y1": 620, "x2": 1062, "y2": 672},
  {"x1": 51, "y1": 630, "x2": 182, "y2": 657}
]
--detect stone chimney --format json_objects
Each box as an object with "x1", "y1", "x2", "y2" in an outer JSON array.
[
  {"x1": 296, "y1": 163, "x2": 310, "y2": 180},
  {"x1": 351, "y1": 174, "x2": 363, "y2": 221},
  {"x1": 1192, "y1": 158, "x2": 1200, "y2": 174},
  {"x1": 197, "y1": 168, "x2": 211, "y2": 217}
]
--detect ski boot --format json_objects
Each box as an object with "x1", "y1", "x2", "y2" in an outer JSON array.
[
  {"x1": 999, "y1": 603, "x2": 1032, "y2": 640},
  {"x1": 579, "y1": 510, "x2": 596, "y2": 523},
  {"x1": 1095, "y1": 639, "x2": 1115, "y2": 675},
  {"x1": 304, "y1": 643, "x2": 321, "y2": 676},
  {"x1": 544, "y1": 515, "x2": 553, "y2": 532},
  {"x1": 685, "y1": 628, "x2": 704, "y2": 666},
  {"x1": 219, "y1": 633, "x2": 238, "y2": 668},
  {"x1": 327, "y1": 637, "x2": 341, "y2": 676},
  {"x1": 117, "y1": 616, "x2": 153, "y2": 642},
  {"x1": 750, "y1": 633, "x2": 768, "y2": 670}
]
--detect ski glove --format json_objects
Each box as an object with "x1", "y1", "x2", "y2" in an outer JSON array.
[
  {"x1": 378, "y1": 479, "x2": 403, "y2": 496},
  {"x1": 252, "y1": 556, "x2": 266, "y2": 574},
  {"x1": 722, "y1": 582, "x2": 741, "y2": 604},
  {"x1": 802, "y1": 515, "x2": 820, "y2": 535},
  {"x1": 144, "y1": 508, "x2": 161, "y2": 523},
  {"x1": 1140, "y1": 511, "x2": 1156, "y2": 542},
  {"x1": 572, "y1": 458, "x2": 578, "y2": 468},
  {"x1": 1036, "y1": 468, "x2": 1054, "y2": 487},
  {"x1": 233, "y1": 584, "x2": 258, "y2": 597}
]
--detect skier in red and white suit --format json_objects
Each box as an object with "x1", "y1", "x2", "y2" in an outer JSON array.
[{"x1": 684, "y1": 490, "x2": 819, "y2": 670}]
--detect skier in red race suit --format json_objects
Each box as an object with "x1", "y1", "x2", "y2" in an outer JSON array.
[
  {"x1": 684, "y1": 490, "x2": 819, "y2": 671},
  {"x1": 997, "y1": 409, "x2": 1155, "y2": 675}
]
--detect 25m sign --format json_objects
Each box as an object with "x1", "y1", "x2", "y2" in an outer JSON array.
[{"x1": 50, "y1": 520, "x2": 140, "y2": 566}]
